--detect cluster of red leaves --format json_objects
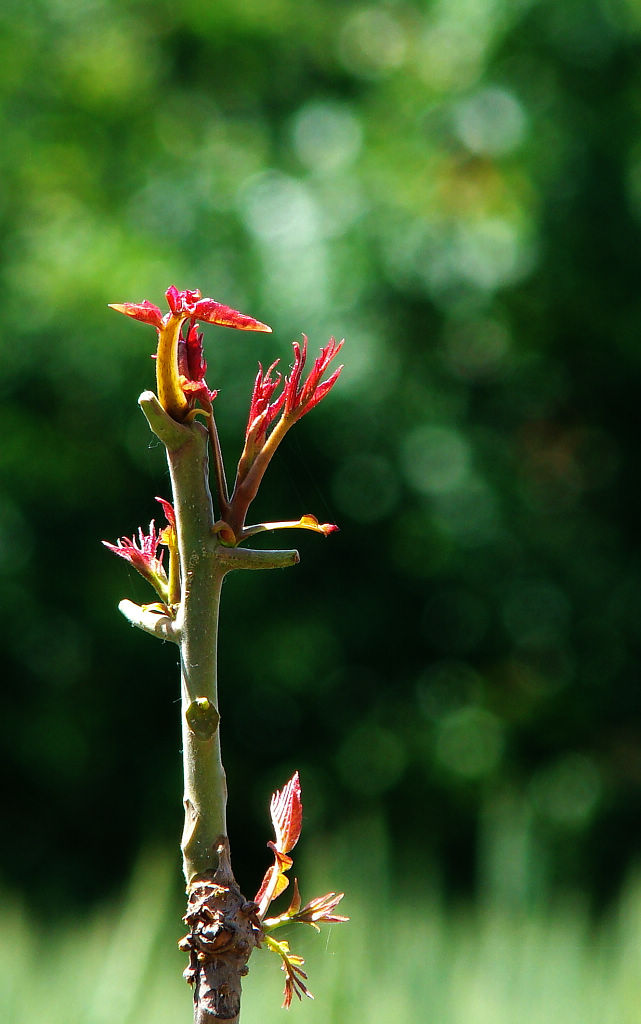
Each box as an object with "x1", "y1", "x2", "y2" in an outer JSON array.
[
  {"x1": 229, "y1": 335, "x2": 343, "y2": 541},
  {"x1": 256, "y1": 772, "x2": 347, "y2": 1008},
  {"x1": 111, "y1": 285, "x2": 272, "y2": 334},
  {"x1": 110, "y1": 285, "x2": 271, "y2": 417},
  {"x1": 242, "y1": 335, "x2": 343, "y2": 471},
  {"x1": 102, "y1": 497, "x2": 176, "y2": 602},
  {"x1": 284, "y1": 335, "x2": 344, "y2": 419},
  {"x1": 110, "y1": 284, "x2": 343, "y2": 542},
  {"x1": 254, "y1": 772, "x2": 303, "y2": 918}
]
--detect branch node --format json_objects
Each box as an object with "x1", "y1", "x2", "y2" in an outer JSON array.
[
  {"x1": 138, "y1": 390, "x2": 193, "y2": 450},
  {"x1": 186, "y1": 698, "x2": 220, "y2": 740}
]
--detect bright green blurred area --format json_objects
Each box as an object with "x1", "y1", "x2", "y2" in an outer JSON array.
[
  {"x1": 4, "y1": 833, "x2": 641, "y2": 1023},
  {"x1": 2, "y1": 0, "x2": 641, "y2": 958}
]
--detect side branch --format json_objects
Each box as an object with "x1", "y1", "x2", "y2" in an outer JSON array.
[
  {"x1": 215, "y1": 545, "x2": 300, "y2": 572},
  {"x1": 118, "y1": 599, "x2": 180, "y2": 642}
]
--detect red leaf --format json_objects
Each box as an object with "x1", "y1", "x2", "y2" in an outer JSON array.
[
  {"x1": 108, "y1": 301, "x2": 164, "y2": 328},
  {"x1": 282, "y1": 336, "x2": 344, "y2": 420},
  {"x1": 111, "y1": 287, "x2": 271, "y2": 334},
  {"x1": 270, "y1": 770, "x2": 302, "y2": 855},
  {"x1": 102, "y1": 520, "x2": 168, "y2": 599},
  {"x1": 293, "y1": 891, "x2": 348, "y2": 930},
  {"x1": 154, "y1": 496, "x2": 176, "y2": 527},
  {"x1": 193, "y1": 298, "x2": 272, "y2": 333},
  {"x1": 254, "y1": 773, "x2": 302, "y2": 917}
]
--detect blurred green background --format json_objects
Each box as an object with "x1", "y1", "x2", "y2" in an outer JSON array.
[{"x1": 3, "y1": 0, "x2": 641, "y2": 1014}]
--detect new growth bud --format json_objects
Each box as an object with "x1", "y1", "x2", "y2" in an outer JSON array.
[
  {"x1": 110, "y1": 285, "x2": 271, "y2": 422},
  {"x1": 103, "y1": 498, "x2": 177, "y2": 605},
  {"x1": 223, "y1": 336, "x2": 344, "y2": 543},
  {"x1": 256, "y1": 772, "x2": 348, "y2": 1008}
]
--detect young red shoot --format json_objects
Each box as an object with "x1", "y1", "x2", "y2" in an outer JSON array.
[
  {"x1": 103, "y1": 497, "x2": 177, "y2": 605},
  {"x1": 254, "y1": 771, "x2": 302, "y2": 918},
  {"x1": 109, "y1": 285, "x2": 271, "y2": 422},
  {"x1": 225, "y1": 337, "x2": 344, "y2": 542},
  {"x1": 256, "y1": 773, "x2": 348, "y2": 1008}
]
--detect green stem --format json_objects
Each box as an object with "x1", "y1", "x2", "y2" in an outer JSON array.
[
  {"x1": 140, "y1": 392, "x2": 301, "y2": 888},
  {"x1": 163, "y1": 419, "x2": 229, "y2": 885},
  {"x1": 135, "y1": 388, "x2": 305, "y2": 1022}
]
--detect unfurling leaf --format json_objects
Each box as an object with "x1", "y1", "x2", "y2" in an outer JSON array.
[
  {"x1": 264, "y1": 935, "x2": 313, "y2": 1009},
  {"x1": 291, "y1": 891, "x2": 348, "y2": 931},
  {"x1": 262, "y1": 884, "x2": 348, "y2": 932},
  {"x1": 254, "y1": 771, "x2": 302, "y2": 918},
  {"x1": 271, "y1": 770, "x2": 303, "y2": 854}
]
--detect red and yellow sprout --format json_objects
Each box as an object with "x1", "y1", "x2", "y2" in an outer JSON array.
[
  {"x1": 237, "y1": 335, "x2": 343, "y2": 484},
  {"x1": 103, "y1": 497, "x2": 178, "y2": 606},
  {"x1": 109, "y1": 286, "x2": 343, "y2": 547},
  {"x1": 255, "y1": 772, "x2": 348, "y2": 1008},
  {"x1": 224, "y1": 335, "x2": 343, "y2": 543},
  {"x1": 109, "y1": 285, "x2": 271, "y2": 421}
]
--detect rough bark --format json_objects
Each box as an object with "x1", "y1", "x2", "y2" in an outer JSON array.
[{"x1": 179, "y1": 842, "x2": 262, "y2": 1023}]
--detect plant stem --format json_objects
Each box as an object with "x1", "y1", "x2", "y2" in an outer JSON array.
[
  {"x1": 163, "y1": 419, "x2": 228, "y2": 884},
  {"x1": 178, "y1": 563, "x2": 227, "y2": 885},
  {"x1": 141, "y1": 392, "x2": 301, "y2": 1022},
  {"x1": 164, "y1": 419, "x2": 256, "y2": 1024}
]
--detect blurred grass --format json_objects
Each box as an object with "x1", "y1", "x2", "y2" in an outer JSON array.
[{"x1": 3, "y1": 830, "x2": 641, "y2": 1024}]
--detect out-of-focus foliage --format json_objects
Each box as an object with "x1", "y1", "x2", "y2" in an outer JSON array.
[
  {"x1": 5, "y1": 835, "x2": 641, "y2": 1023},
  {"x1": 2, "y1": 0, "x2": 641, "y2": 909}
]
